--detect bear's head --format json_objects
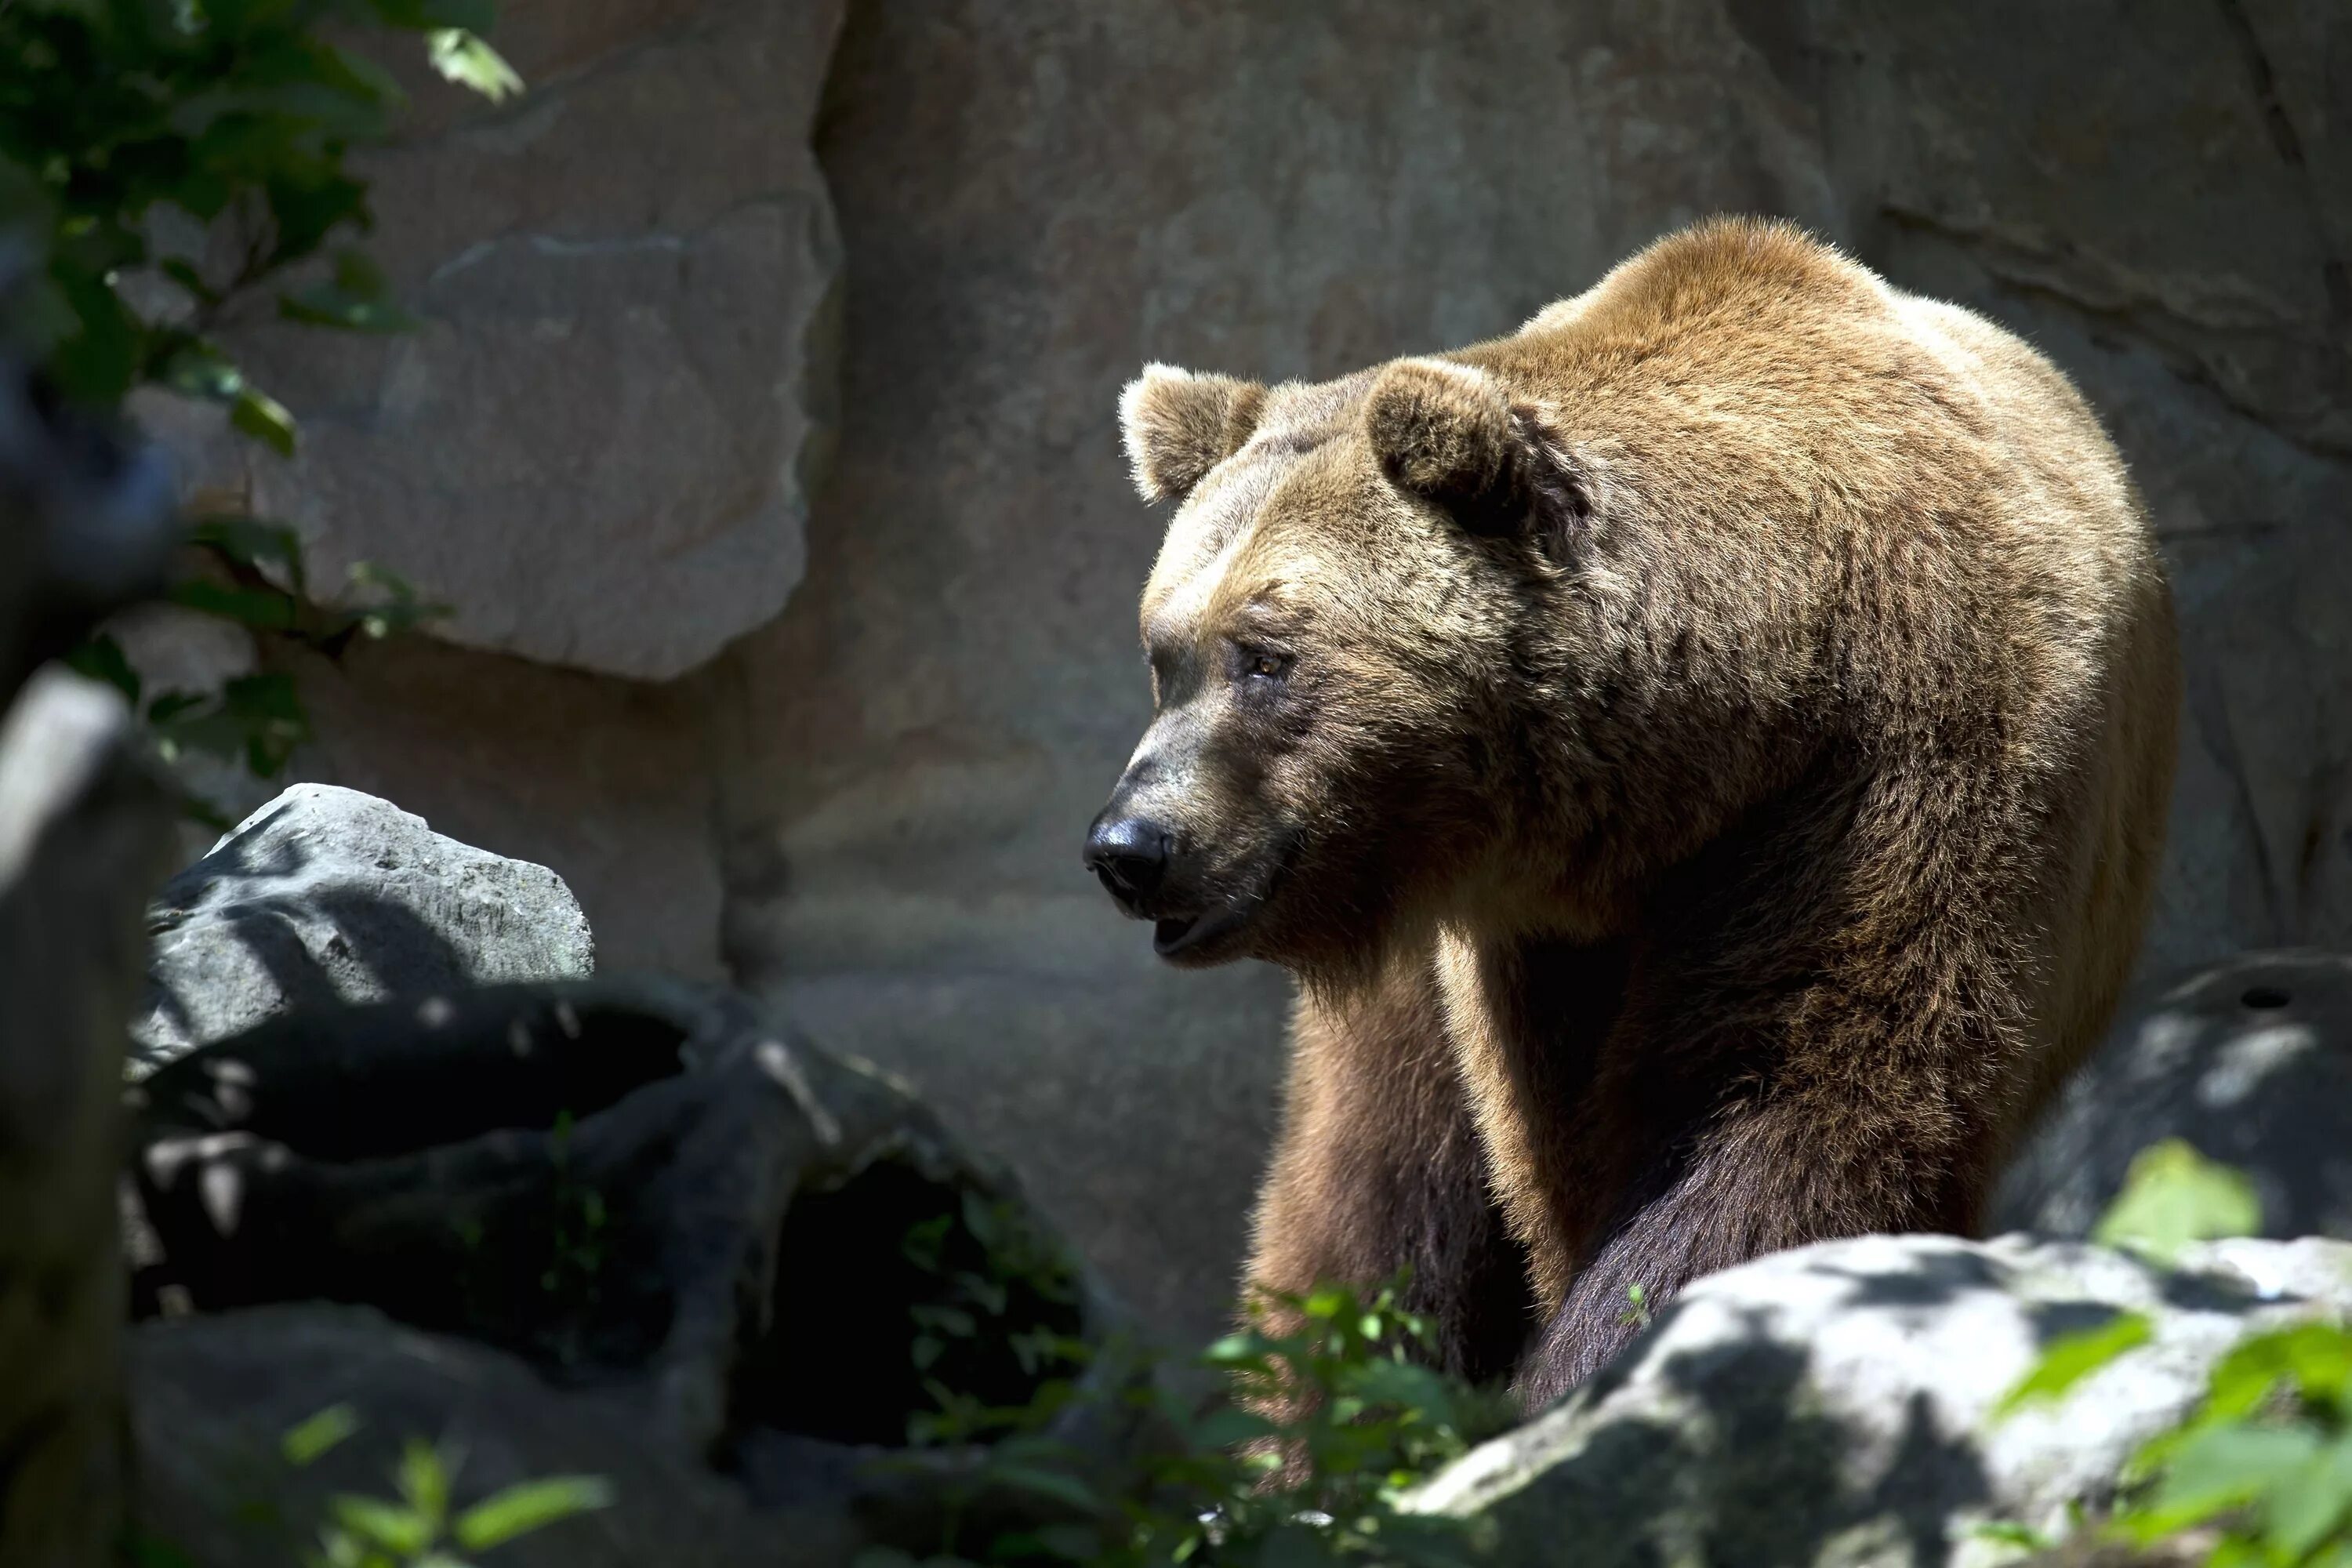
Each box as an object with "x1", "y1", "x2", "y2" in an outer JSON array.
[{"x1": 1085, "y1": 357, "x2": 1592, "y2": 976}]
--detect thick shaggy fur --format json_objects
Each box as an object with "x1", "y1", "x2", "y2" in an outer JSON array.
[{"x1": 1096, "y1": 218, "x2": 2180, "y2": 1407}]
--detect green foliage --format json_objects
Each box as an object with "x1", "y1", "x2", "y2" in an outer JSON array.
[
  {"x1": 1620, "y1": 1282, "x2": 1653, "y2": 1332},
  {"x1": 281, "y1": 1404, "x2": 611, "y2": 1568},
  {"x1": 1990, "y1": 1140, "x2": 2352, "y2": 1565},
  {"x1": 0, "y1": 0, "x2": 515, "y2": 403},
  {"x1": 904, "y1": 1191, "x2": 1089, "y2": 1394},
  {"x1": 2094, "y1": 1139, "x2": 2264, "y2": 1266},
  {"x1": 0, "y1": 0, "x2": 503, "y2": 782},
  {"x1": 879, "y1": 1203, "x2": 1510, "y2": 1568},
  {"x1": 536, "y1": 1109, "x2": 610, "y2": 1353},
  {"x1": 1995, "y1": 1310, "x2": 2154, "y2": 1418}
]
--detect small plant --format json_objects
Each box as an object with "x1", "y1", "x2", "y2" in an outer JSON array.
[
  {"x1": 875, "y1": 1203, "x2": 1509, "y2": 1568},
  {"x1": 539, "y1": 1110, "x2": 608, "y2": 1305},
  {"x1": 1619, "y1": 1282, "x2": 1652, "y2": 1331},
  {"x1": 283, "y1": 1404, "x2": 611, "y2": 1568},
  {"x1": 902, "y1": 1188, "x2": 1090, "y2": 1426},
  {"x1": 1990, "y1": 1138, "x2": 2352, "y2": 1566},
  {"x1": 2092, "y1": 1139, "x2": 2263, "y2": 1267},
  {"x1": 2, "y1": 0, "x2": 509, "y2": 789}
]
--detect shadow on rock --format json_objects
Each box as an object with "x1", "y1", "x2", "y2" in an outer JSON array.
[
  {"x1": 125, "y1": 978, "x2": 1149, "y2": 1567},
  {"x1": 1403, "y1": 1232, "x2": 2352, "y2": 1568},
  {"x1": 132, "y1": 783, "x2": 597, "y2": 1069}
]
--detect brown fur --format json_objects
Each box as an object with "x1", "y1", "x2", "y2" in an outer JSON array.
[{"x1": 1094, "y1": 217, "x2": 2180, "y2": 1409}]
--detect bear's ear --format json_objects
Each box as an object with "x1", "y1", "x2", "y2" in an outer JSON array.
[
  {"x1": 1119, "y1": 364, "x2": 1268, "y2": 503},
  {"x1": 1365, "y1": 358, "x2": 1573, "y2": 537}
]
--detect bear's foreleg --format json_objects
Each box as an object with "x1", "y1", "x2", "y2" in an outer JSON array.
[
  {"x1": 1242, "y1": 953, "x2": 1532, "y2": 1384},
  {"x1": 1509, "y1": 1075, "x2": 1991, "y2": 1410}
]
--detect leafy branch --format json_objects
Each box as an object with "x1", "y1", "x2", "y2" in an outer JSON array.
[{"x1": 0, "y1": 0, "x2": 515, "y2": 784}]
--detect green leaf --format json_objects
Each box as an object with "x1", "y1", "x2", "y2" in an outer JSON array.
[
  {"x1": 230, "y1": 384, "x2": 297, "y2": 456},
  {"x1": 2265, "y1": 1433, "x2": 2352, "y2": 1559},
  {"x1": 2092, "y1": 1139, "x2": 2262, "y2": 1265},
  {"x1": 426, "y1": 30, "x2": 523, "y2": 101},
  {"x1": 2133, "y1": 1424, "x2": 2322, "y2": 1534},
  {"x1": 168, "y1": 577, "x2": 300, "y2": 630},
  {"x1": 1995, "y1": 1311, "x2": 2154, "y2": 1417},
  {"x1": 280, "y1": 248, "x2": 416, "y2": 332},
  {"x1": 282, "y1": 1404, "x2": 362, "y2": 1467},
  {"x1": 64, "y1": 633, "x2": 141, "y2": 702},
  {"x1": 2205, "y1": 1323, "x2": 2352, "y2": 1419},
  {"x1": 983, "y1": 1462, "x2": 1102, "y2": 1515},
  {"x1": 397, "y1": 1439, "x2": 451, "y2": 1535},
  {"x1": 125, "y1": 1528, "x2": 203, "y2": 1568},
  {"x1": 158, "y1": 256, "x2": 220, "y2": 307},
  {"x1": 190, "y1": 515, "x2": 309, "y2": 595},
  {"x1": 49, "y1": 263, "x2": 143, "y2": 404},
  {"x1": 1967, "y1": 1520, "x2": 2054, "y2": 1552},
  {"x1": 158, "y1": 343, "x2": 243, "y2": 402},
  {"x1": 263, "y1": 171, "x2": 372, "y2": 269},
  {"x1": 452, "y1": 1475, "x2": 613, "y2": 1552},
  {"x1": 328, "y1": 1494, "x2": 433, "y2": 1555},
  {"x1": 1189, "y1": 1406, "x2": 1279, "y2": 1450},
  {"x1": 365, "y1": 0, "x2": 497, "y2": 30}
]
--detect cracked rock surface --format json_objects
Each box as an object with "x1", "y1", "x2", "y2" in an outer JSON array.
[
  {"x1": 125, "y1": 978, "x2": 1139, "y2": 1568},
  {"x1": 1403, "y1": 1232, "x2": 2352, "y2": 1568},
  {"x1": 144, "y1": 0, "x2": 844, "y2": 681},
  {"x1": 132, "y1": 784, "x2": 594, "y2": 1070}
]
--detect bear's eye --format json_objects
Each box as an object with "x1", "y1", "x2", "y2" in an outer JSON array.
[{"x1": 1239, "y1": 647, "x2": 1290, "y2": 682}]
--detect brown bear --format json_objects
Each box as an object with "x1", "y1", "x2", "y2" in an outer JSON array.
[{"x1": 1085, "y1": 216, "x2": 2180, "y2": 1410}]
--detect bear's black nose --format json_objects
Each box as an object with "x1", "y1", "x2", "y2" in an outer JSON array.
[{"x1": 1085, "y1": 815, "x2": 1171, "y2": 908}]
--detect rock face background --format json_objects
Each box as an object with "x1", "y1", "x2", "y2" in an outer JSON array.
[{"x1": 158, "y1": 0, "x2": 2350, "y2": 1340}]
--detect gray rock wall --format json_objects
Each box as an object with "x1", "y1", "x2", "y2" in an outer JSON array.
[{"x1": 155, "y1": 0, "x2": 2352, "y2": 1341}]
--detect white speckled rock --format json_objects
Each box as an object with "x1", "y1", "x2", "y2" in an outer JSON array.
[
  {"x1": 132, "y1": 784, "x2": 593, "y2": 1069},
  {"x1": 1402, "y1": 1232, "x2": 2352, "y2": 1568}
]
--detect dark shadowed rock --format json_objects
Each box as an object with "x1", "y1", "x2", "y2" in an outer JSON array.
[
  {"x1": 132, "y1": 783, "x2": 594, "y2": 1070},
  {"x1": 1402, "y1": 1233, "x2": 2352, "y2": 1568},
  {"x1": 130, "y1": 1305, "x2": 804, "y2": 1568},
  {"x1": 122, "y1": 978, "x2": 1145, "y2": 1561},
  {"x1": 1994, "y1": 950, "x2": 2352, "y2": 1243}
]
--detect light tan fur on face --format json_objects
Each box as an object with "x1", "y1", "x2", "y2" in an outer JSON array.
[{"x1": 1100, "y1": 216, "x2": 2180, "y2": 1406}]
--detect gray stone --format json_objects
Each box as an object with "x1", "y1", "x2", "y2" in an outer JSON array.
[
  {"x1": 1400, "y1": 1232, "x2": 2352, "y2": 1568},
  {"x1": 279, "y1": 633, "x2": 725, "y2": 982},
  {"x1": 129, "y1": 1305, "x2": 808, "y2": 1568},
  {"x1": 1995, "y1": 950, "x2": 2352, "y2": 1243},
  {"x1": 132, "y1": 783, "x2": 593, "y2": 1069},
  {"x1": 123, "y1": 979, "x2": 1145, "y2": 1567},
  {"x1": 148, "y1": 0, "x2": 845, "y2": 681}
]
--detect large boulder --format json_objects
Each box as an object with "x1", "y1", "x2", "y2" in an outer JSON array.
[
  {"x1": 1400, "y1": 1232, "x2": 2352, "y2": 1568},
  {"x1": 122, "y1": 978, "x2": 1145, "y2": 1563},
  {"x1": 131, "y1": 1305, "x2": 801, "y2": 1568},
  {"x1": 1995, "y1": 950, "x2": 2352, "y2": 1243},
  {"x1": 132, "y1": 783, "x2": 594, "y2": 1069}
]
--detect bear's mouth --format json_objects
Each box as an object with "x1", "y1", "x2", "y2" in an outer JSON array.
[{"x1": 1152, "y1": 907, "x2": 1250, "y2": 960}]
